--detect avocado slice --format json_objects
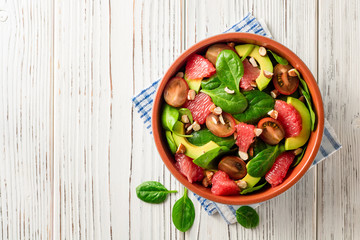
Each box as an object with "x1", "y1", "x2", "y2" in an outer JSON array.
[
  {"x1": 172, "y1": 122, "x2": 219, "y2": 159},
  {"x1": 284, "y1": 97, "x2": 311, "y2": 150},
  {"x1": 242, "y1": 173, "x2": 261, "y2": 188},
  {"x1": 235, "y1": 44, "x2": 273, "y2": 91},
  {"x1": 184, "y1": 74, "x2": 202, "y2": 93}
]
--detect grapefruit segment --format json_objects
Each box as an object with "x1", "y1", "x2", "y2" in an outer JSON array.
[
  {"x1": 265, "y1": 151, "x2": 295, "y2": 187},
  {"x1": 240, "y1": 58, "x2": 260, "y2": 91},
  {"x1": 183, "y1": 92, "x2": 214, "y2": 124},
  {"x1": 185, "y1": 54, "x2": 216, "y2": 79},
  {"x1": 235, "y1": 123, "x2": 256, "y2": 153},
  {"x1": 275, "y1": 100, "x2": 302, "y2": 137},
  {"x1": 175, "y1": 153, "x2": 204, "y2": 183},
  {"x1": 211, "y1": 170, "x2": 240, "y2": 196}
]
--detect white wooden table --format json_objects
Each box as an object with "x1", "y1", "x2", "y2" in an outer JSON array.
[{"x1": 0, "y1": 0, "x2": 359, "y2": 239}]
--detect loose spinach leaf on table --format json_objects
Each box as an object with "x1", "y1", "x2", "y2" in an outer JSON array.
[
  {"x1": 240, "y1": 182, "x2": 268, "y2": 195},
  {"x1": 267, "y1": 50, "x2": 289, "y2": 65},
  {"x1": 236, "y1": 206, "x2": 259, "y2": 228},
  {"x1": 193, "y1": 146, "x2": 230, "y2": 169},
  {"x1": 187, "y1": 129, "x2": 235, "y2": 149},
  {"x1": 233, "y1": 90, "x2": 275, "y2": 123},
  {"x1": 201, "y1": 74, "x2": 221, "y2": 90},
  {"x1": 247, "y1": 145, "x2": 283, "y2": 177},
  {"x1": 201, "y1": 86, "x2": 248, "y2": 114},
  {"x1": 136, "y1": 181, "x2": 177, "y2": 204},
  {"x1": 216, "y1": 50, "x2": 244, "y2": 92},
  {"x1": 172, "y1": 188, "x2": 195, "y2": 232}
]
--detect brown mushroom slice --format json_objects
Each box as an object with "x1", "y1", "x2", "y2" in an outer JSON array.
[
  {"x1": 218, "y1": 156, "x2": 247, "y2": 180},
  {"x1": 205, "y1": 44, "x2": 234, "y2": 66},
  {"x1": 163, "y1": 77, "x2": 189, "y2": 107}
]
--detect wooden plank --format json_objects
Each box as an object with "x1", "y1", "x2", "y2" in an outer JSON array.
[
  {"x1": 129, "y1": 0, "x2": 184, "y2": 239},
  {"x1": 0, "y1": 0, "x2": 53, "y2": 239},
  {"x1": 53, "y1": 0, "x2": 132, "y2": 238},
  {"x1": 184, "y1": 1, "x2": 318, "y2": 239},
  {"x1": 317, "y1": 0, "x2": 360, "y2": 239}
]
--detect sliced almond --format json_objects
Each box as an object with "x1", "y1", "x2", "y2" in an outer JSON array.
[
  {"x1": 227, "y1": 42, "x2": 235, "y2": 48},
  {"x1": 224, "y1": 87, "x2": 235, "y2": 94},
  {"x1": 249, "y1": 147, "x2": 254, "y2": 157},
  {"x1": 293, "y1": 148, "x2": 303, "y2": 156},
  {"x1": 238, "y1": 151, "x2": 249, "y2": 161},
  {"x1": 263, "y1": 70, "x2": 274, "y2": 78},
  {"x1": 213, "y1": 106, "x2": 223, "y2": 115},
  {"x1": 288, "y1": 68, "x2": 298, "y2": 77},
  {"x1": 268, "y1": 109, "x2": 278, "y2": 119},
  {"x1": 186, "y1": 123, "x2": 193, "y2": 133},
  {"x1": 187, "y1": 89, "x2": 196, "y2": 100},
  {"x1": 271, "y1": 89, "x2": 280, "y2": 99},
  {"x1": 299, "y1": 96, "x2": 305, "y2": 103},
  {"x1": 249, "y1": 57, "x2": 258, "y2": 67},
  {"x1": 212, "y1": 116, "x2": 218, "y2": 125},
  {"x1": 250, "y1": 81, "x2": 257, "y2": 88},
  {"x1": 181, "y1": 114, "x2": 190, "y2": 124},
  {"x1": 209, "y1": 104, "x2": 216, "y2": 113},
  {"x1": 254, "y1": 128, "x2": 263, "y2": 137},
  {"x1": 219, "y1": 114, "x2": 226, "y2": 125},
  {"x1": 176, "y1": 72, "x2": 184, "y2": 78},
  {"x1": 259, "y1": 46, "x2": 267, "y2": 57},
  {"x1": 233, "y1": 132, "x2": 238, "y2": 140},
  {"x1": 176, "y1": 143, "x2": 186, "y2": 154},
  {"x1": 202, "y1": 171, "x2": 214, "y2": 188},
  {"x1": 192, "y1": 121, "x2": 201, "y2": 131},
  {"x1": 235, "y1": 180, "x2": 248, "y2": 190}
]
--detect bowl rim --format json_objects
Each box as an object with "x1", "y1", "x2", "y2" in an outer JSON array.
[{"x1": 152, "y1": 32, "x2": 324, "y2": 205}]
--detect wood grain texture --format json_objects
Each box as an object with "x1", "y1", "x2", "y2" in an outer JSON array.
[
  {"x1": 317, "y1": 0, "x2": 360, "y2": 239},
  {"x1": 0, "y1": 0, "x2": 53, "y2": 239}
]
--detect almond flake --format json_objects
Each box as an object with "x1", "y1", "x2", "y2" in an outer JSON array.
[
  {"x1": 181, "y1": 114, "x2": 190, "y2": 124},
  {"x1": 250, "y1": 81, "x2": 257, "y2": 88},
  {"x1": 268, "y1": 109, "x2": 278, "y2": 119},
  {"x1": 293, "y1": 148, "x2": 303, "y2": 156},
  {"x1": 238, "y1": 151, "x2": 249, "y2": 161},
  {"x1": 233, "y1": 132, "x2": 238, "y2": 140},
  {"x1": 249, "y1": 57, "x2": 258, "y2": 67},
  {"x1": 271, "y1": 89, "x2": 280, "y2": 98},
  {"x1": 186, "y1": 124, "x2": 193, "y2": 132},
  {"x1": 299, "y1": 96, "x2": 305, "y2": 103},
  {"x1": 259, "y1": 46, "x2": 267, "y2": 57},
  {"x1": 263, "y1": 70, "x2": 274, "y2": 78},
  {"x1": 219, "y1": 114, "x2": 226, "y2": 125},
  {"x1": 176, "y1": 143, "x2": 186, "y2": 154},
  {"x1": 192, "y1": 121, "x2": 201, "y2": 131},
  {"x1": 224, "y1": 87, "x2": 235, "y2": 94},
  {"x1": 187, "y1": 89, "x2": 196, "y2": 100},
  {"x1": 235, "y1": 180, "x2": 248, "y2": 190},
  {"x1": 227, "y1": 42, "x2": 235, "y2": 48},
  {"x1": 209, "y1": 104, "x2": 216, "y2": 113},
  {"x1": 288, "y1": 69, "x2": 297, "y2": 77},
  {"x1": 213, "y1": 106, "x2": 223, "y2": 115},
  {"x1": 254, "y1": 128, "x2": 263, "y2": 137}
]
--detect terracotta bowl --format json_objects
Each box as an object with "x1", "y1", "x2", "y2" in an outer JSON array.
[{"x1": 152, "y1": 33, "x2": 324, "y2": 205}]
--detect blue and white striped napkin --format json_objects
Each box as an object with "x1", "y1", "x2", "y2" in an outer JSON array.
[{"x1": 132, "y1": 13, "x2": 341, "y2": 224}]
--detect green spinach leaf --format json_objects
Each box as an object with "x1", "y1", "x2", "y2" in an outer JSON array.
[
  {"x1": 247, "y1": 145, "x2": 283, "y2": 177},
  {"x1": 292, "y1": 146, "x2": 307, "y2": 167},
  {"x1": 240, "y1": 182, "x2": 267, "y2": 195},
  {"x1": 201, "y1": 74, "x2": 221, "y2": 90},
  {"x1": 165, "y1": 131, "x2": 177, "y2": 154},
  {"x1": 161, "y1": 104, "x2": 179, "y2": 131},
  {"x1": 249, "y1": 139, "x2": 269, "y2": 160},
  {"x1": 236, "y1": 206, "x2": 259, "y2": 228},
  {"x1": 187, "y1": 129, "x2": 235, "y2": 148},
  {"x1": 172, "y1": 188, "x2": 195, "y2": 232},
  {"x1": 201, "y1": 86, "x2": 248, "y2": 114},
  {"x1": 136, "y1": 181, "x2": 177, "y2": 204},
  {"x1": 216, "y1": 50, "x2": 244, "y2": 92},
  {"x1": 193, "y1": 146, "x2": 230, "y2": 169},
  {"x1": 178, "y1": 108, "x2": 193, "y2": 124},
  {"x1": 268, "y1": 50, "x2": 289, "y2": 65},
  {"x1": 233, "y1": 90, "x2": 275, "y2": 123}
]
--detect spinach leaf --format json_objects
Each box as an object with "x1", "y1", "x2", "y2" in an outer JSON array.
[
  {"x1": 247, "y1": 145, "x2": 283, "y2": 177},
  {"x1": 233, "y1": 90, "x2": 275, "y2": 123},
  {"x1": 268, "y1": 50, "x2": 289, "y2": 65},
  {"x1": 165, "y1": 131, "x2": 177, "y2": 154},
  {"x1": 201, "y1": 74, "x2": 221, "y2": 90},
  {"x1": 136, "y1": 181, "x2": 177, "y2": 204},
  {"x1": 216, "y1": 50, "x2": 244, "y2": 92},
  {"x1": 236, "y1": 206, "x2": 259, "y2": 228},
  {"x1": 187, "y1": 129, "x2": 235, "y2": 148},
  {"x1": 172, "y1": 188, "x2": 195, "y2": 232},
  {"x1": 240, "y1": 182, "x2": 267, "y2": 195},
  {"x1": 249, "y1": 139, "x2": 268, "y2": 160},
  {"x1": 178, "y1": 108, "x2": 193, "y2": 124},
  {"x1": 292, "y1": 146, "x2": 307, "y2": 167},
  {"x1": 193, "y1": 146, "x2": 230, "y2": 169},
  {"x1": 201, "y1": 86, "x2": 248, "y2": 114},
  {"x1": 161, "y1": 104, "x2": 179, "y2": 131}
]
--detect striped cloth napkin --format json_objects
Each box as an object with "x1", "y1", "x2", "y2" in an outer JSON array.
[{"x1": 132, "y1": 13, "x2": 342, "y2": 224}]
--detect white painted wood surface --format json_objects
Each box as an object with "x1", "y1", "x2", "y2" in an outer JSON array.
[{"x1": 0, "y1": 0, "x2": 359, "y2": 239}]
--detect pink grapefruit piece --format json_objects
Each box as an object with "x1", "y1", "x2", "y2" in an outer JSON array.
[
  {"x1": 211, "y1": 170, "x2": 240, "y2": 196},
  {"x1": 175, "y1": 153, "x2": 204, "y2": 183},
  {"x1": 185, "y1": 54, "x2": 216, "y2": 79},
  {"x1": 265, "y1": 151, "x2": 295, "y2": 187},
  {"x1": 235, "y1": 122, "x2": 256, "y2": 153},
  {"x1": 240, "y1": 58, "x2": 260, "y2": 91},
  {"x1": 274, "y1": 100, "x2": 302, "y2": 137},
  {"x1": 183, "y1": 92, "x2": 214, "y2": 124}
]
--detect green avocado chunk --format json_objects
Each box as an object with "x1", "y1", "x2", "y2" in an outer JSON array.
[{"x1": 235, "y1": 44, "x2": 273, "y2": 91}]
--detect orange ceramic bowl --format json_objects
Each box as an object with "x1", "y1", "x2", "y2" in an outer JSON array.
[{"x1": 152, "y1": 33, "x2": 324, "y2": 205}]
